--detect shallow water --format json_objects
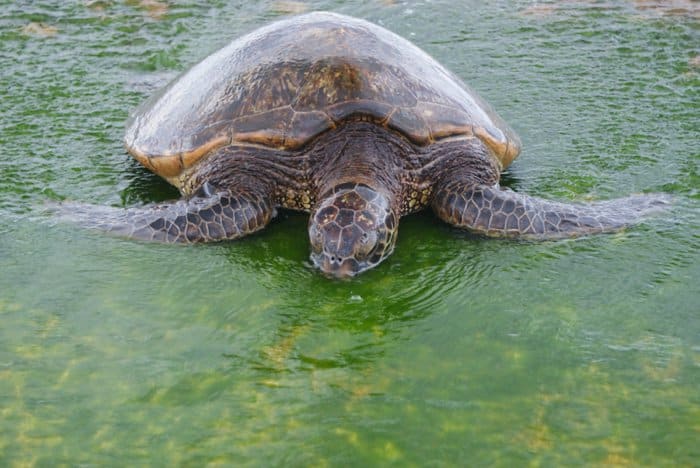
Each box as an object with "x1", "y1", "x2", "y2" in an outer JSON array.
[{"x1": 1, "y1": 0, "x2": 698, "y2": 465}]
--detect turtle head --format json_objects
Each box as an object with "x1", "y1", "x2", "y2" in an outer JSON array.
[{"x1": 309, "y1": 183, "x2": 398, "y2": 278}]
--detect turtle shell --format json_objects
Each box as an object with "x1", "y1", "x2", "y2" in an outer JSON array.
[{"x1": 124, "y1": 12, "x2": 521, "y2": 178}]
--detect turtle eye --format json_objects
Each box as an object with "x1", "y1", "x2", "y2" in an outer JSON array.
[
  {"x1": 309, "y1": 223, "x2": 323, "y2": 248},
  {"x1": 356, "y1": 231, "x2": 377, "y2": 259}
]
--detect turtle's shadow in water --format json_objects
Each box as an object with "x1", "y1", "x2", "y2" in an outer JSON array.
[
  {"x1": 217, "y1": 208, "x2": 501, "y2": 318},
  {"x1": 118, "y1": 161, "x2": 179, "y2": 206},
  {"x1": 497, "y1": 169, "x2": 520, "y2": 191}
]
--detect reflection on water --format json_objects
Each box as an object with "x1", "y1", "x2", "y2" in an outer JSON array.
[
  {"x1": 220, "y1": 210, "x2": 507, "y2": 320},
  {"x1": 520, "y1": 0, "x2": 700, "y2": 19},
  {"x1": 118, "y1": 161, "x2": 181, "y2": 205}
]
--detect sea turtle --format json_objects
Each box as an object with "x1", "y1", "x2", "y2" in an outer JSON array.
[{"x1": 61, "y1": 12, "x2": 668, "y2": 277}]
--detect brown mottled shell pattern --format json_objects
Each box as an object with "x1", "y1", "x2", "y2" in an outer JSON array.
[{"x1": 124, "y1": 12, "x2": 521, "y2": 179}]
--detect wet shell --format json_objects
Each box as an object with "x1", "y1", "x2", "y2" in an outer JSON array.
[{"x1": 124, "y1": 12, "x2": 521, "y2": 178}]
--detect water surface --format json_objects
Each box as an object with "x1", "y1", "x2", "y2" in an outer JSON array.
[{"x1": 1, "y1": 1, "x2": 698, "y2": 465}]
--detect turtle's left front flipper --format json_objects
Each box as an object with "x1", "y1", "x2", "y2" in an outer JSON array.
[
  {"x1": 431, "y1": 181, "x2": 671, "y2": 239},
  {"x1": 53, "y1": 186, "x2": 276, "y2": 243}
]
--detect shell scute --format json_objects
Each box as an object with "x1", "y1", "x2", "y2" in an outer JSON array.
[
  {"x1": 325, "y1": 99, "x2": 394, "y2": 125},
  {"x1": 241, "y1": 66, "x2": 304, "y2": 115},
  {"x1": 125, "y1": 12, "x2": 521, "y2": 179},
  {"x1": 286, "y1": 111, "x2": 335, "y2": 148},
  {"x1": 385, "y1": 107, "x2": 430, "y2": 145},
  {"x1": 292, "y1": 58, "x2": 366, "y2": 111},
  {"x1": 415, "y1": 101, "x2": 475, "y2": 142},
  {"x1": 231, "y1": 107, "x2": 295, "y2": 147}
]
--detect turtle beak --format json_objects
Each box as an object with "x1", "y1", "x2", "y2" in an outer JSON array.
[{"x1": 310, "y1": 252, "x2": 364, "y2": 279}]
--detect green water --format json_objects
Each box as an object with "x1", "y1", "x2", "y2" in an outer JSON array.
[{"x1": 1, "y1": 1, "x2": 698, "y2": 465}]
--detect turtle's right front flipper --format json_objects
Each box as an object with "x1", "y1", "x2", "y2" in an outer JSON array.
[
  {"x1": 432, "y1": 181, "x2": 671, "y2": 239},
  {"x1": 54, "y1": 184, "x2": 276, "y2": 243}
]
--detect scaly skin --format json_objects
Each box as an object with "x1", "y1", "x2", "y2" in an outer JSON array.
[
  {"x1": 56, "y1": 124, "x2": 670, "y2": 277},
  {"x1": 57, "y1": 183, "x2": 275, "y2": 243},
  {"x1": 432, "y1": 182, "x2": 670, "y2": 238},
  {"x1": 308, "y1": 183, "x2": 398, "y2": 277}
]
